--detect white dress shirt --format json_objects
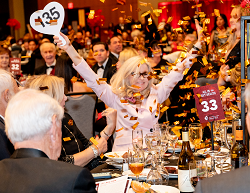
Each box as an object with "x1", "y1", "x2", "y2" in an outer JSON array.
[
  {"x1": 97, "y1": 58, "x2": 108, "y2": 78},
  {"x1": 46, "y1": 60, "x2": 56, "y2": 75}
]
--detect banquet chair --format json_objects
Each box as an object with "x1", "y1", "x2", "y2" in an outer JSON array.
[{"x1": 65, "y1": 92, "x2": 97, "y2": 139}]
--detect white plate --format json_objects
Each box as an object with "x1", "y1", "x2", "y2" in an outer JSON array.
[
  {"x1": 104, "y1": 151, "x2": 127, "y2": 163},
  {"x1": 196, "y1": 148, "x2": 210, "y2": 156},
  {"x1": 129, "y1": 185, "x2": 180, "y2": 193},
  {"x1": 122, "y1": 168, "x2": 151, "y2": 180},
  {"x1": 106, "y1": 159, "x2": 122, "y2": 169},
  {"x1": 168, "y1": 140, "x2": 195, "y2": 153}
]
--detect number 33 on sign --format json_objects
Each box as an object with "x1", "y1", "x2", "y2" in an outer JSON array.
[{"x1": 193, "y1": 84, "x2": 225, "y2": 123}]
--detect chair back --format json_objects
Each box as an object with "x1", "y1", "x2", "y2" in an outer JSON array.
[{"x1": 65, "y1": 92, "x2": 97, "y2": 139}]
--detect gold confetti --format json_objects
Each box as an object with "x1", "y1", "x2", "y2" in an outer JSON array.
[
  {"x1": 120, "y1": 99, "x2": 128, "y2": 103},
  {"x1": 173, "y1": 121, "x2": 180, "y2": 125},
  {"x1": 130, "y1": 116, "x2": 138, "y2": 120},
  {"x1": 120, "y1": 11, "x2": 125, "y2": 13},
  {"x1": 242, "y1": 79, "x2": 250, "y2": 84},
  {"x1": 155, "y1": 103, "x2": 160, "y2": 117},
  {"x1": 167, "y1": 17, "x2": 173, "y2": 23},
  {"x1": 230, "y1": 105, "x2": 240, "y2": 113},
  {"x1": 214, "y1": 9, "x2": 220, "y2": 16},
  {"x1": 99, "y1": 78, "x2": 107, "y2": 82},
  {"x1": 191, "y1": 108, "x2": 197, "y2": 113},
  {"x1": 71, "y1": 76, "x2": 78, "y2": 83},
  {"x1": 141, "y1": 10, "x2": 151, "y2": 18},
  {"x1": 131, "y1": 85, "x2": 141, "y2": 89},
  {"x1": 133, "y1": 92, "x2": 141, "y2": 97},
  {"x1": 172, "y1": 126, "x2": 181, "y2": 137},
  {"x1": 112, "y1": 7, "x2": 118, "y2": 11},
  {"x1": 96, "y1": 79, "x2": 100, "y2": 85},
  {"x1": 130, "y1": 4, "x2": 132, "y2": 12},
  {"x1": 154, "y1": 99, "x2": 156, "y2": 104},
  {"x1": 100, "y1": 92, "x2": 103, "y2": 98},
  {"x1": 124, "y1": 115, "x2": 128, "y2": 118},
  {"x1": 148, "y1": 17, "x2": 152, "y2": 25},
  {"x1": 100, "y1": 0, "x2": 105, "y2": 3},
  {"x1": 149, "y1": 106, "x2": 152, "y2": 113},
  {"x1": 116, "y1": 127, "x2": 124, "y2": 132},
  {"x1": 183, "y1": 16, "x2": 191, "y2": 20},
  {"x1": 132, "y1": 122, "x2": 139, "y2": 130},
  {"x1": 222, "y1": 87, "x2": 231, "y2": 97},
  {"x1": 183, "y1": 68, "x2": 189, "y2": 75},
  {"x1": 88, "y1": 10, "x2": 95, "y2": 19},
  {"x1": 90, "y1": 137, "x2": 104, "y2": 158},
  {"x1": 160, "y1": 106, "x2": 169, "y2": 113},
  {"x1": 139, "y1": 1, "x2": 148, "y2": 6},
  {"x1": 202, "y1": 56, "x2": 208, "y2": 66},
  {"x1": 191, "y1": 3, "x2": 202, "y2": 8},
  {"x1": 153, "y1": 9, "x2": 162, "y2": 17}
]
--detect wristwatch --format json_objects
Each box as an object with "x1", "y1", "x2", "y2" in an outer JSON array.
[{"x1": 90, "y1": 145, "x2": 98, "y2": 158}]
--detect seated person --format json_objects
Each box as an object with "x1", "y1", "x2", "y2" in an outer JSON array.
[
  {"x1": 194, "y1": 83, "x2": 250, "y2": 193},
  {"x1": 0, "y1": 89, "x2": 96, "y2": 193},
  {"x1": 27, "y1": 75, "x2": 116, "y2": 170}
]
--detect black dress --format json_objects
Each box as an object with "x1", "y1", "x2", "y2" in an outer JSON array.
[
  {"x1": 59, "y1": 113, "x2": 105, "y2": 170},
  {"x1": 225, "y1": 41, "x2": 240, "y2": 69}
]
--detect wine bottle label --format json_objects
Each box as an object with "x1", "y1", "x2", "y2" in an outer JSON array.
[
  {"x1": 182, "y1": 132, "x2": 189, "y2": 142},
  {"x1": 231, "y1": 156, "x2": 248, "y2": 169},
  {"x1": 178, "y1": 169, "x2": 195, "y2": 192},
  {"x1": 235, "y1": 130, "x2": 243, "y2": 140}
]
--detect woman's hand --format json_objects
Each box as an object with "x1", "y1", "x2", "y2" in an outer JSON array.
[
  {"x1": 95, "y1": 136, "x2": 108, "y2": 154},
  {"x1": 195, "y1": 19, "x2": 204, "y2": 41},
  {"x1": 102, "y1": 108, "x2": 117, "y2": 136},
  {"x1": 53, "y1": 32, "x2": 71, "y2": 51},
  {"x1": 220, "y1": 64, "x2": 230, "y2": 81}
]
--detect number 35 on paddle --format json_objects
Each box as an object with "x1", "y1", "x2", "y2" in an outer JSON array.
[
  {"x1": 193, "y1": 84, "x2": 225, "y2": 123},
  {"x1": 29, "y1": 2, "x2": 66, "y2": 46}
]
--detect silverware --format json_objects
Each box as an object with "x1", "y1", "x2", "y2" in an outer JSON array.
[{"x1": 101, "y1": 168, "x2": 120, "y2": 172}]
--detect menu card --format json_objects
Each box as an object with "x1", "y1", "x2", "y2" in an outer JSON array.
[{"x1": 96, "y1": 176, "x2": 131, "y2": 193}]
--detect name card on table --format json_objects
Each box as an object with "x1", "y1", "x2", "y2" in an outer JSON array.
[
  {"x1": 10, "y1": 58, "x2": 21, "y2": 75},
  {"x1": 95, "y1": 175, "x2": 131, "y2": 193},
  {"x1": 29, "y1": 2, "x2": 66, "y2": 46},
  {"x1": 193, "y1": 83, "x2": 225, "y2": 123}
]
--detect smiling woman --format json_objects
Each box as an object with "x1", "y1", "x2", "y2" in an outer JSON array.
[
  {"x1": 0, "y1": 47, "x2": 10, "y2": 72},
  {"x1": 53, "y1": 19, "x2": 204, "y2": 151}
]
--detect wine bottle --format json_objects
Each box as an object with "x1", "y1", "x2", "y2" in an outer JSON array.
[
  {"x1": 231, "y1": 125, "x2": 248, "y2": 170},
  {"x1": 178, "y1": 127, "x2": 195, "y2": 193}
]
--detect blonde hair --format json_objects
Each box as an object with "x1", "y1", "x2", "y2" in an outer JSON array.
[
  {"x1": 111, "y1": 56, "x2": 153, "y2": 98},
  {"x1": 119, "y1": 47, "x2": 138, "y2": 67},
  {"x1": 227, "y1": 5, "x2": 250, "y2": 50},
  {"x1": 28, "y1": 75, "x2": 64, "y2": 103}
]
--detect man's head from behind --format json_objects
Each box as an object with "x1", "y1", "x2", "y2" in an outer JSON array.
[
  {"x1": 108, "y1": 36, "x2": 123, "y2": 55},
  {"x1": 0, "y1": 70, "x2": 19, "y2": 115},
  {"x1": 40, "y1": 42, "x2": 56, "y2": 66},
  {"x1": 92, "y1": 42, "x2": 109, "y2": 65},
  {"x1": 5, "y1": 89, "x2": 64, "y2": 160}
]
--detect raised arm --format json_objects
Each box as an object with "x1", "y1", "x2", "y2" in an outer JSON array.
[
  {"x1": 156, "y1": 20, "x2": 203, "y2": 103},
  {"x1": 54, "y1": 33, "x2": 117, "y2": 107}
]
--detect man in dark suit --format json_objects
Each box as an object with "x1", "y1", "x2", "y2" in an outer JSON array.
[
  {"x1": 107, "y1": 36, "x2": 123, "y2": 65},
  {"x1": 0, "y1": 70, "x2": 18, "y2": 160},
  {"x1": 194, "y1": 84, "x2": 250, "y2": 193},
  {"x1": 35, "y1": 42, "x2": 57, "y2": 75},
  {"x1": 92, "y1": 42, "x2": 116, "y2": 84},
  {"x1": 113, "y1": 17, "x2": 129, "y2": 36},
  {"x1": 0, "y1": 89, "x2": 97, "y2": 193}
]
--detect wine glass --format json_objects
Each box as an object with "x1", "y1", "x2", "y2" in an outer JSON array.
[
  {"x1": 167, "y1": 125, "x2": 181, "y2": 160},
  {"x1": 207, "y1": 150, "x2": 219, "y2": 177},
  {"x1": 146, "y1": 154, "x2": 163, "y2": 185},
  {"x1": 128, "y1": 148, "x2": 145, "y2": 181},
  {"x1": 132, "y1": 128, "x2": 143, "y2": 150},
  {"x1": 189, "y1": 160, "x2": 208, "y2": 188},
  {"x1": 214, "y1": 152, "x2": 230, "y2": 174},
  {"x1": 189, "y1": 123, "x2": 203, "y2": 153},
  {"x1": 154, "y1": 123, "x2": 170, "y2": 164}
]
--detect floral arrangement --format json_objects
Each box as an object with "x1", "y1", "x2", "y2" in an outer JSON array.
[
  {"x1": 6, "y1": 19, "x2": 21, "y2": 30},
  {"x1": 87, "y1": 9, "x2": 105, "y2": 28}
]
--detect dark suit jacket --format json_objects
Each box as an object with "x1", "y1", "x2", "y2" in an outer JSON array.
[
  {"x1": 109, "y1": 53, "x2": 119, "y2": 65},
  {"x1": 0, "y1": 148, "x2": 97, "y2": 193},
  {"x1": 92, "y1": 57, "x2": 117, "y2": 84},
  {"x1": 195, "y1": 166, "x2": 250, "y2": 193},
  {"x1": 114, "y1": 24, "x2": 128, "y2": 36},
  {"x1": 0, "y1": 117, "x2": 14, "y2": 160}
]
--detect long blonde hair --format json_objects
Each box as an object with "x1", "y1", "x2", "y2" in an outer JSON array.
[
  {"x1": 119, "y1": 47, "x2": 138, "y2": 67},
  {"x1": 111, "y1": 56, "x2": 153, "y2": 98},
  {"x1": 27, "y1": 75, "x2": 65, "y2": 103}
]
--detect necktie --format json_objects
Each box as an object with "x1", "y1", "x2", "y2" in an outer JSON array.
[{"x1": 97, "y1": 65, "x2": 104, "y2": 70}]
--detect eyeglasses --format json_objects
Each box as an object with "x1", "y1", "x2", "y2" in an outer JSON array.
[{"x1": 131, "y1": 72, "x2": 149, "y2": 78}]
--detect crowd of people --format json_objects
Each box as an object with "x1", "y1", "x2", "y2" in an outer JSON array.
[{"x1": 0, "y1": 2, "x2": 250, "y2": 192}]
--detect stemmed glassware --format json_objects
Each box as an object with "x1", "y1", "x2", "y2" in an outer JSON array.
[
  {"x1": 189, "y1": 123, "x2": 203, "y2": 154},
  {"x1": 167, "y1": 125, "x2": 181, "y2": 160},
  {"x1": 207, "y1": 150, "x2": 219, "y2": 177},
  {"x1": 128, "y1": 148, "x2": 145, "y2": 181},
  {"x1": 214, "y1": 152, "x2": 230, "y2": 174},
  {"x1": 132, "y1": 128, "x2": 143, "y2": 150},
  {"x1": 189, "y1": 160, "x2": 208, "y2": 188}
]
